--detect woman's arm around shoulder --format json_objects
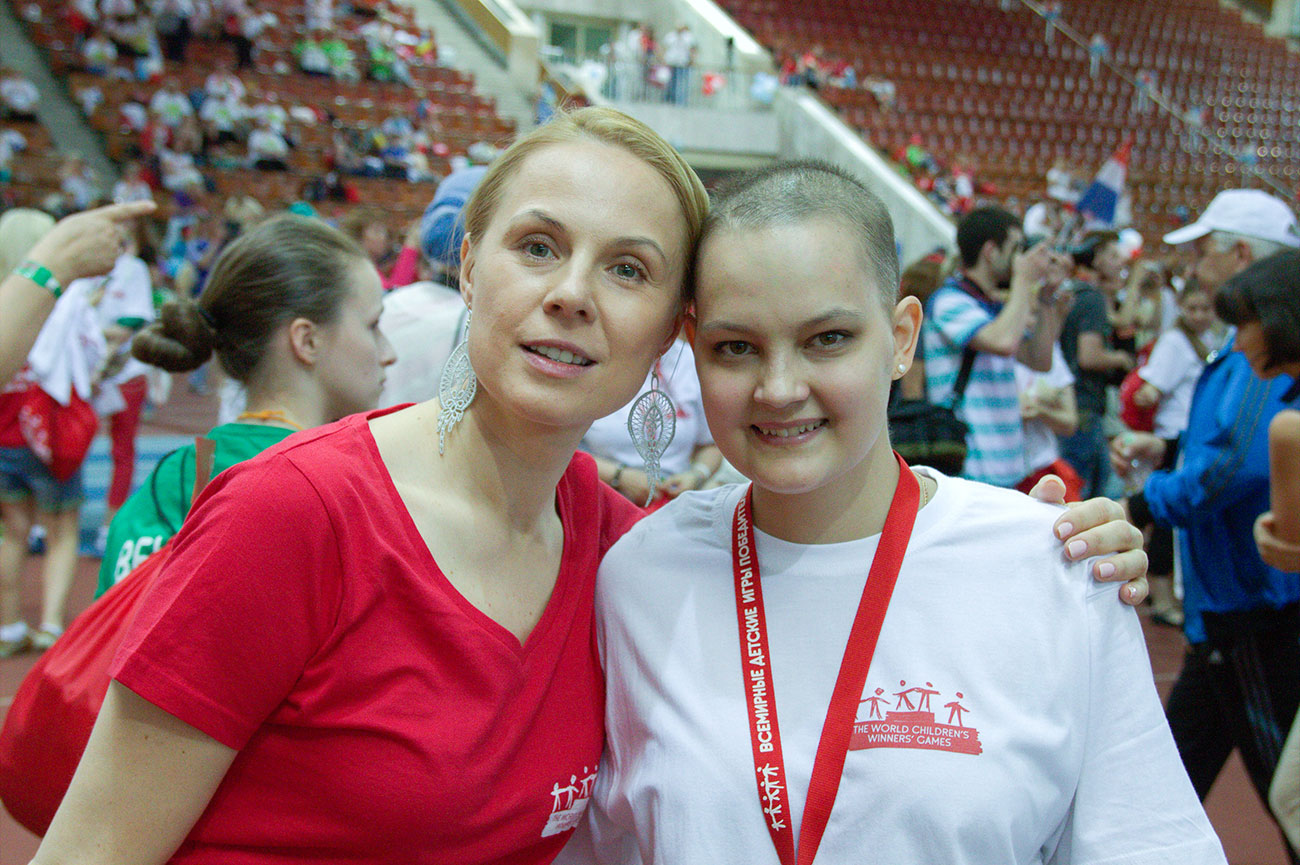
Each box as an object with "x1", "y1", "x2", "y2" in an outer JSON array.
[
  {"x1": 1027, "y1": 477, "x2": 1148, "y2": 605},
  {"x1": 32, "y1": 681, "x2": 237, "y2": 865}
]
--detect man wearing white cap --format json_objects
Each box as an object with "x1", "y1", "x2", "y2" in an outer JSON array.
[
  {"x1": 1162, "y1": 188, "x2": 1300, "y2": 289},
  {"x1": 1117, "y1": 189, "x2": 1300, "y2": 860}
]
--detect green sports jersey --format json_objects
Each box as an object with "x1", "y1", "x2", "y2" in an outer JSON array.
[{"x1": 96, "y1": 423, "x2": 294, "y2": 597}]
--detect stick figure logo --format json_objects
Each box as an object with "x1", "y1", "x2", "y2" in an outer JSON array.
[{"x1": 852, "y1": 676, "x2": 983, "y2": 756}]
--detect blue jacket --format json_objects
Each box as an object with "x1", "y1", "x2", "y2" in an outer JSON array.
[{"x1": 1143, "y1": 337, "x2": 1300, "y2": 643}]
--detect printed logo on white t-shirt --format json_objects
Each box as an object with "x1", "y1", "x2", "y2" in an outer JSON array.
[
  {"x1": 540, "y1": 765, "x2": 597, "y2": 837},
  {"x1": 850, "y1": 678, "x2": 983, "y2": 756}
]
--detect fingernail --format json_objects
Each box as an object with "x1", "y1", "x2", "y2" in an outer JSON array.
[
  {"x1": 1126, "y1": 585, "x2": 1138, "y2": 600},
  {"x1": 1067, "y1": 539, "x2": 1087, "y2": 559},
  {"x1": 1097, "y1": 562, "x2": 1116, "y2": 579},
  {"x1": 1056, "y1": 521, "x2": 1073, "y2": 539}
]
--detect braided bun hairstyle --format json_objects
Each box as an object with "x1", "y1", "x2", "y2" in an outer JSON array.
[{"x1": 133, "y1": 214, "x2": 366, "y2": 381}]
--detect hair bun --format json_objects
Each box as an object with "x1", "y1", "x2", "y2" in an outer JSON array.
[{"x1": 131, "y1": 299, "x2": 217, "y2": 373}]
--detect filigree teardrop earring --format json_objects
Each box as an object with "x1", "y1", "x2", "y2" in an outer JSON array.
[
  {"x1": 627, "y1": 366, "x2": 677, "y2": 506},
  {"x1": 437, "y1": 308, "x2": 477, "y2": 455}
]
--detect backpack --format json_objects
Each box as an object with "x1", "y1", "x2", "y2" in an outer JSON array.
[{"x1": 0, "y1": 438, "x2": 215, "y2": 835}]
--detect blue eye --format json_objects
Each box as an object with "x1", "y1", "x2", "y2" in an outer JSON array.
[
  {"x1": 612, "y1": 262, "x2": 645, "y2": 281},
  {"x1": 524, "y1": 240, "x2": 553, "y2": 259}
]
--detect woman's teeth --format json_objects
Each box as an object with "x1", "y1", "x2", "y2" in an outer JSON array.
[
  {"x1": 531, "y1": 346, "x2": 592, "y2": 366},
  {"x1": 760, "y1": 422, "x2": 823, "y2": 437}
]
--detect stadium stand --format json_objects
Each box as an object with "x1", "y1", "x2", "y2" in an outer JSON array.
[{"x1": 719, "y1": 0, "x2": 1300, "y2": 239}]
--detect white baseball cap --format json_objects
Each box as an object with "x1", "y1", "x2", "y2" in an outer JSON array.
[{"x1": 1162, "y1": 189, "x2": 1300, "y2": 248}]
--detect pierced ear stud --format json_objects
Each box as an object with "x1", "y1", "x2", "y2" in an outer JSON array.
[{"x1": 897, "y1": 363, "x2": 907, "y2": 374}]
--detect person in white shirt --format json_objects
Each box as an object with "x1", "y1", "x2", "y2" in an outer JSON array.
[
  {"x1": 1, "y1": 72, "x2": 40, "y2": 120},
  {"x1": 203, "y1": 62, "x2": 245, "y2": 103},
  {"x1": 0, "y1": 128, "x2": 26, "y2": 182},
  {"x1": 112, "y1": 160, "x2": 154, "y2": 204},
  {"x1": 0, "y1": 208, "x2": 109, "y2": 657},
  {"x1": 148, "y1": 84, "x2": 194, "y2": 128},
  {"x1": 658, "y1": 23, "x2": 696, "y2": 105},
  {"x1": 1132, "y1": 282, "x2": 1226, "y2": 441},
  {"x1": 200, "y1": 93, "x2": 245, "y2": 145},
  {"x1": 1014, "y1": 343, "x2": 1081, "y2": 498},
  {"x1": 247, "y1": 122, "x2": 288, "y2": 170},
  {"x1": 93, "y1": 236, "x2": 156, "y2": 548},
  {"x1": 81, "y1": 31, "x2": 119, "y2": 74},
  {"x1": 1126, "y1": 280, "x2": 1227, "y2": 628},
  {"x1": 560, "y1": 160, "x2": 1223, "y2": 865}
]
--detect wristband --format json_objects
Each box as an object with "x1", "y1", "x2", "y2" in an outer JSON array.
[
  {"x1": 15, "y1": 260, "x2": 63, "y2": 299},
  {"x1": 610, "y1": 463, "x2": 626, "y2": 489}
]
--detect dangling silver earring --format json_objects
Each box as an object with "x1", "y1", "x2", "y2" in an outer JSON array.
[
  {"x1": 437, "y1": 307, "x2": 477, "y2": 455},
  {"x1": 627, "y1": 365, "x2": 677, "y2": 506}
]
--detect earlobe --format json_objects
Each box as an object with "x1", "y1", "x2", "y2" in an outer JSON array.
[{"x1": 658, "y1": 308, "x2": 686, "y2": 356}]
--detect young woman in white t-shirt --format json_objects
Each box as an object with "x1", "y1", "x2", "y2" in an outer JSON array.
[{"x1": 561, "y1": 161, "x2": 1224, "y2": 865}]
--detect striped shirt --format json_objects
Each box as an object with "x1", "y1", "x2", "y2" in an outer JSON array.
[{"x1": 922, "y1": 277, "x2": 1027, "y2": 487}]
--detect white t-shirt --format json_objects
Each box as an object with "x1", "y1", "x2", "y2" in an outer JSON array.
[
  {"x1": 377, "y1": 281, "x2": 466, "y2": 407},
  {"x1": 1137, "y1": 326, "x2": 1208, "y2": 439},
  {"x1": 581, "y1": 340, "x2": 711, "y2": 475},
  {"x1": 149, "y1": 89, "x2": 193, "y2": 126},
  {"x1": 247, "y1": 127, "x2": 288, "y2": 160},
  {"x1": 1, "y1": 77, "x2": 40, "y2": 113},
  {"x1": 1014, "y1": 345, "x2": 1074, "y2": 474},
  {"x1": 96, "y1": 254, "x2": 154, "y2": 387},
  {"x1": 659, "y1": 28, "x2": 696, "y2": 67},
  {"x1": 25, "y1": 279, "x2": 107, "y2": 405},
  {"x1": 204, "y1": 71, "x2": 245, "y2": 102},
  {"x1": 560, "y1": 473, "x2": 1225, "y2": 865}
]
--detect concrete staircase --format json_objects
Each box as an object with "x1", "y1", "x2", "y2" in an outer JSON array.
[
  {"x1": 0, "y1": 0, "x2": 116, "y2": 181},
  {"x1": 403, "y1": 0, "x2": 535, "y2": 134}
]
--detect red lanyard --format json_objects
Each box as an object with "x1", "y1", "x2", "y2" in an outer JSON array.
[{"x1": 731, "y1": 454, "x2": 919, "y2": 865}]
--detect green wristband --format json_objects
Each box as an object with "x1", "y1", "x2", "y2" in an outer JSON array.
[{"x1": 15, "y1": 260, "x2": 63, "y2": 299}]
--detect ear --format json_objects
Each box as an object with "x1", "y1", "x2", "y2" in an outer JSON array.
[
  {"x1": 979, "y1": 237, "x2": 999, "y2": 267},
  {"x1": 891, "y1": 296, "x2": 924, "y2": 374},
  {"x1": 1234, "y1": 239, "x2": 1255, "y2": 267},
  {"x1": 658, "y1": 307, "x2": 686, "y2": 356},
  {"x1": 287, "y1": 317, "x2": 320, "y2": 367},
  {"x1": 458, "y1": 235, "x2": 475, "y2": 308}
]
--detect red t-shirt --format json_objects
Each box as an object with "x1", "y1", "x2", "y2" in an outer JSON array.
[{"x1": 110, "y1": 406, "x2": 642, "y2": 864}]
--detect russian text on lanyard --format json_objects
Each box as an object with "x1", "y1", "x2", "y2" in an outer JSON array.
[{"x1": 731, "y1": 453, "x2": 919, "y2": 865}]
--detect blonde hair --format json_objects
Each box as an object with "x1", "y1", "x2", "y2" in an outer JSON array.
[
  {"x1": 462, "y1": 107, "x2": 709, "y2": 295},
  {"x1": 0, "y1": 208, "x2": 56, "y2": 276}
]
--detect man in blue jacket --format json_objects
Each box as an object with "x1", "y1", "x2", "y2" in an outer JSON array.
[{"x1": 1119, "y1": 189, "x2": 1300, "y2": 861}]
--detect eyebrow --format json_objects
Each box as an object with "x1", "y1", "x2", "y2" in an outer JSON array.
[
  {"x1": 698, "y1": 307, "x2": 865, "y2": 335},
  {"x1": 512, "y1": 209, "x2": 668, "y2": 265}
]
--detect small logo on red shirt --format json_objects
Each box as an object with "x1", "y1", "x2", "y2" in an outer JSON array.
[
  {"x1": 541, "y1": 766, "x2": 597, "y2": 837},
  {"x1": 850, "y1": 679, "x2": 983, "y2": 756}
]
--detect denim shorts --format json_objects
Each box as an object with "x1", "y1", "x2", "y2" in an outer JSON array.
[{"x1": 0, "y1": 447, "x2": 84, "y2": 512}]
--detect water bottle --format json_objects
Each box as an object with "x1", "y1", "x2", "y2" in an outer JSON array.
[{"x1": 1120, "y1": 432, "x2": 1154, "y2": 495}]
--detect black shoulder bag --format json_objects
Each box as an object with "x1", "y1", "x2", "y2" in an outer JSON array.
[{"x1": 887, "y1": 348, "x2": 976, "y2": 477}]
